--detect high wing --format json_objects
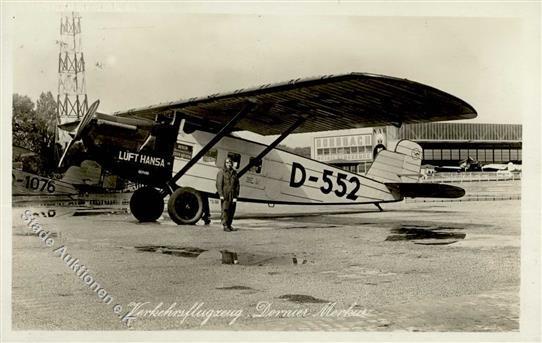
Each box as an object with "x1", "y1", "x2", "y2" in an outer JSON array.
[{"x1": 114, "y1": 72, "x2": 477, "y2": 135}]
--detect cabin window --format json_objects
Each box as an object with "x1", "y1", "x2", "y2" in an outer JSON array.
[
  {"x1": 174, "y1": 143, "x2": 193, "y2": 160},
  {"x1": 203, "y1": 148, "x2": 217, "y2": 164},
  {"x1": 227, "y1": 152, "x2": 241, "y2": 169},
  {"x1": 249, "y1": 157, "x2": 262, "y2": 174}
]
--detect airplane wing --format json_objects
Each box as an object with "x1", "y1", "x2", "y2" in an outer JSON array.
[{"x1": 114, "y1": 72, "x2": 477, "y2": 135}]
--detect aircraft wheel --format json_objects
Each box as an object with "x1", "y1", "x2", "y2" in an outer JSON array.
[
  {"x1": 167, "y1": 187, "x2": 203, "y2": 225},
  {"x1": 130, "y1": 186, "x2": 164, "y2": 222}
]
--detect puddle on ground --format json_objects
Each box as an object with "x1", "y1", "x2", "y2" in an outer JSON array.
[
  {"x1": 219, "y1": 250, "x2": 310, "y2": 266},
  {"x1": 216, "y1": 285, "x2": 254, "y2": 290},
  {"x1": 385, "y1": 225, "x2": 465, "y2": 245},
  {"x1": 15, "y1": 231, "x2": 59, "y2": 237},
  {"x1": 278, "y1": 294, "x2": 329, "y2": 303},
  {"x1": 134, "y1": 245, "x2": 207, "y2": 257}
]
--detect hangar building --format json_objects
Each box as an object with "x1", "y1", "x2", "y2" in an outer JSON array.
[{"x1": 312, "y1": 123, "x2": 522, "y2": 173}]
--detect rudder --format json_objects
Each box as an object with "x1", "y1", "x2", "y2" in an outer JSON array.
[{"x1": 366, "y1": 140, "x2": 423, "y2": 183}]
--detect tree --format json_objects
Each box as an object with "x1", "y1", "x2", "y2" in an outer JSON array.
[
  {"x1": 12, "y1": 92, "x2": 58, "y2": 175},
  {"x1": 12, "y1": 94, "x2": 37, "y2": 152},
  {"x1": 35, "y1": 91, "x2": 59, "y2": 171}
]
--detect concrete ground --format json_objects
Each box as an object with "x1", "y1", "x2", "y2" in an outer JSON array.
[{"x1": 11, "y1": 200, "x2": 520, "y2": 331}]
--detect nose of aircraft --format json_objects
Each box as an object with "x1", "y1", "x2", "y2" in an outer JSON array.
[{"x1": 57, "y1": 99, "x2": 100, "y2": 168}]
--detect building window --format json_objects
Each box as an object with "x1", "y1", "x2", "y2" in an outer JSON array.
[
  {"x1": 510, "y1": 149, "x2": 518, "y2": 161},
  {"x1": 424, "y1": 149, "x2": 433, "y2": 160},
  {"x1": 336, "y1": 137, "x2": 342, "y2": 146},
  {"x1": 451, "y1": 149, "x2": 459, "y2": 160},
  {"x1": 316, "y1": 139, "x2": 321, "y2": 148},
  {"x1": 323, "y1": 148, "x2": 330, "y2": 155},
  {"x1": 323, "y1": 138, "x2": 328, "y2": 148},
  {"x1": 501, "y1": 149, "x2": 510, "y2": 162},
  {"x1": 317, "y1": 148, "x2": 324, "y2": 156},
  {"x1": 485, "y1": 149, "x2": 494, "y2": 162},
  {"x1": 330, "y1": 148, "x2": 337, "y2": 155},
  {"x1": 477, "y1": 149, "x2": 486, "y2": 162},
  {"x1": 494, "y1": 149, "x2": 502, "y2": 162},
  {"x1": 351, "y1": 146, "x2": 358, "y2": 153},
  {"x1": 344, "y1": 147, "x2": 351, "y2": 154},
  {"x1": 460, "y1": 149, "x2": 468, "y2": 159},
  {"x1": 337, "y1": 147, "x2": 344, "y2": 154},
  {"x1": 442, "y1": 150, "x2": 451, "y2": 160}
]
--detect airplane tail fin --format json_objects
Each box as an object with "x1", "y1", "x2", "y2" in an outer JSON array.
[
  {"x1": 366, "y1": 140, "x2": 423, "y2": 183},
  {"x1": 366, "y1": 140, "x2": 465, "y2": 199}
]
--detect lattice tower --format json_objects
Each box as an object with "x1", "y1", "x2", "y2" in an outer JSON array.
[{"x1": 57, "y1": 12, "x2": 88, "y2": 126}]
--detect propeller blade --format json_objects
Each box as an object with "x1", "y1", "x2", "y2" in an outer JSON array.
[{"x1": 57, "y1": 100, "x2": 100, "y2": 168}]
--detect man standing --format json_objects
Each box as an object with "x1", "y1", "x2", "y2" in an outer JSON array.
[{"x1": 216, "y1": 157, "x2": 240, "y2": 232}]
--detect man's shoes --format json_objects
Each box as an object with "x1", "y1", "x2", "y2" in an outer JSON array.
[
  {"x1": 228, "y1": 226, "x2": 238, "y2": 231},
  {"x1": 203, "y1": 219, "x2": 211, "y2": 225},
  {"x1": 223, "y1": 226, "x2": 231, "y2": 232}
]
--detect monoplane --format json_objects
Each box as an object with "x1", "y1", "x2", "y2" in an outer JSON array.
[{"x1": 58, "y1": 73, "x2": 477, "y2": 224}]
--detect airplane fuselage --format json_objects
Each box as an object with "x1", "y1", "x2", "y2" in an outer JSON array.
[{"x1": 171, "y1": 130, "x2": 399, "y2": 205}]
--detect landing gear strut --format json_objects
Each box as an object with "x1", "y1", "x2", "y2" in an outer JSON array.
[{"x1": 130, "y1": 186, "x2": 164, "y2": 222}]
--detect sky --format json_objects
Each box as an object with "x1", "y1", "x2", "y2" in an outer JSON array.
[{"x1": 4, "y1": 2, "x2": 539, "y2": 147}]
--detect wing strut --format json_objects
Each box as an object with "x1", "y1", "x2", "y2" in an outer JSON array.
[
  {"x1": 165, "y1": 100, "x2": 258, "y2": 193},
  {"x1": 238, "y1": 116, "x2": 306, "y2": 178}
]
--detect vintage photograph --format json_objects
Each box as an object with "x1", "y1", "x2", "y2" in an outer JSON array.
[{"x1": 2, "y1": 2, "x2": 540, "y2": 341}]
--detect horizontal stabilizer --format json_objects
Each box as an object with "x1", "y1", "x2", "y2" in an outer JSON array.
[{"x1": 385, "y1": 183, "x2": 465, "y2": 199}]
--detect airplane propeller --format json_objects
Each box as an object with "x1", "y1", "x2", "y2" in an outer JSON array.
[{"x1": 57, "y1": 100, "x2": 100, "y2": 168}]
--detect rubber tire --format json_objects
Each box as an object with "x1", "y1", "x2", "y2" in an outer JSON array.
[
  {"x1": 130, "y1": 186, "x2": 164, "y2": 222},
  {"x1": 167, "y1": 187, "x2": 204, "y2": 225}
]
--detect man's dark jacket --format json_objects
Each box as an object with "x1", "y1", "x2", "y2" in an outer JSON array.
[{"x1": 216, "y1": 168, "x2": 240, "y2": 202}]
